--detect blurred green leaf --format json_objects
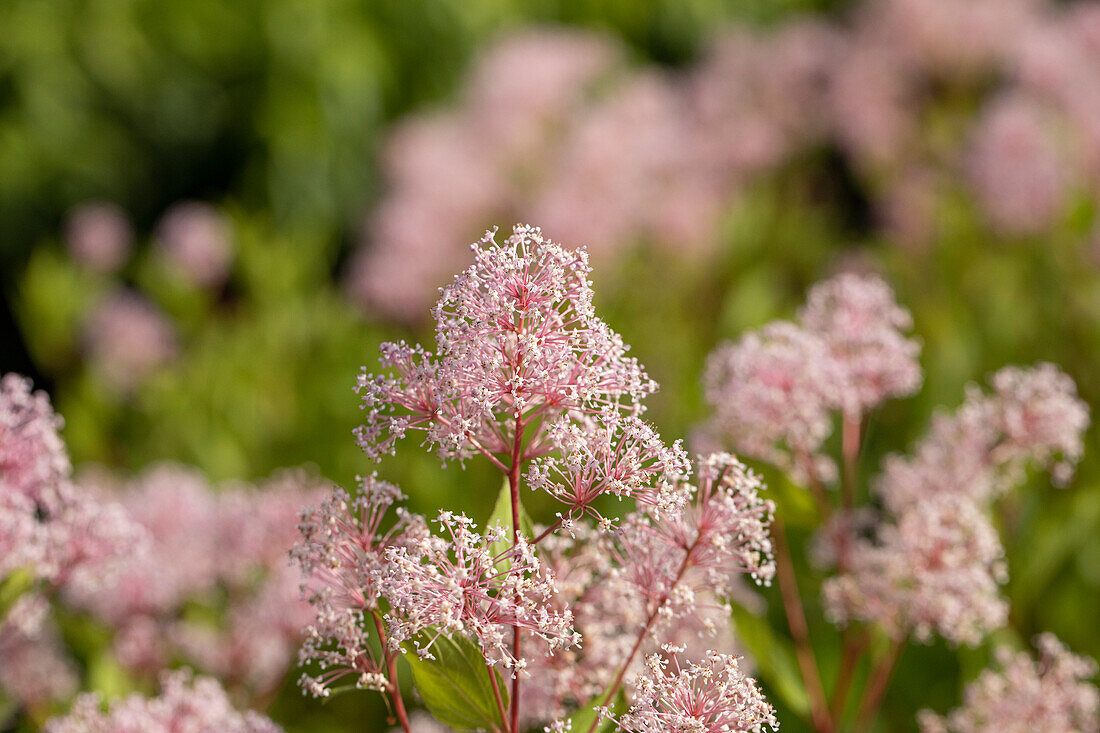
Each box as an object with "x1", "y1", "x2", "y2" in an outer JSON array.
[
  {"x1": 730, "y1": 604, "x2": 810, "y2": 717},
  {"x1": 565, "y1": 688, "x2": 625, "y2": 733},
  {"x1": 0, "y1": 569, "x2": 35, "y2": 622}
]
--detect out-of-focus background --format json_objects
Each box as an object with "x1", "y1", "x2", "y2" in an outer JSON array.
[{"x1": 2, "y1": 0, "x2": 1099, "y2": 730}]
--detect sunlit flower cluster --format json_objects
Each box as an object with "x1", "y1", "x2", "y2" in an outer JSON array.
[
  {"x1": 292, "y1": 476, "x2": 427, "y2": 697},
  {"x1": 600, "y1": 646, "x2": 778, "y2": 733},
  {"x1": 64, "y1": 464, "x2": 327, "y2": 699},
  {"x1": 822, "y1": 494, "x2": 1007, "y2": 645},
  {"x1": 385, "y1": 511, "x2": 580, "y2": 676},
  {"x1": 520, "y1": 454, "x2": 774, "y2": 727},
  {"x1": 1, "y1": 374, "x2": 141, "y2": 591},
  {"x1": 918, "y1": 634, "x2": 1099, "y2": 733},
  {"x1": 43, "y1": 670, "x2": 281, "y2": 733},
  {"x1": 798, "y1": 273, "x2": 922, "y2": 416},
  {"x1": 703, "y1": 272, "x2": 921, "y2": 483},
  {"x1": 298, "y1": 228, "x2": 779, "y2": 731},
  {"x1": 878, "y1": 363, "x2": 1088, "y2": 514},
  {"x1": 356, "y1": 225, "x2": 684, "y2": 527}
]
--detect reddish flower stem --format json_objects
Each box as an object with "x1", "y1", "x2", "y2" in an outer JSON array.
[
  {"x1": 583, "y1": 534, "x2": 702, "y2": 733},
  {"x1": 508, "y1": 413, "x2": 525, "y2": 733},
  {"x1": 488, "y1": 663, "x2": 510, "y2": 733},
  {"x1": 533, "y1": 517, "x2": 563, "y2": 544},
  {"x1": 854, "y1": 639, "x2": 904, "y2": 733},
  {"x1": 372, "y1": 612, "x2": 412, "y2": 733},
  {"x1": 829, "y1": 627, "x2": 869, "y2": 726},
  {"x1": 772, "y1": 515, "x2": 834, "y2": 733},
  {"x1": 841, "y1": 413, "x2": 861, "y2": 513}
]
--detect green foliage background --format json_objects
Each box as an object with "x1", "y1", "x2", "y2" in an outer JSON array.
[{"x1": 2, "y1": 0, "x2": 1098, "y2": 731}]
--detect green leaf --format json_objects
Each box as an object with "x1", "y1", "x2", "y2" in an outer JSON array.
[
  {"x1": 87, "y1": 649, "x2": 140, "y2": 700},
  {"x1": 487, "y1": 477, "x2": 536, "y2": 568},
  {"x1": 402, "y1": 632, "x2": 508, "y2": 731},
  {"x1": 565, "y1": 688, "x2": 626, "y2": 733},
  {"x1": 0, "y1": 568, "x2": 36, "y2": 621},
  {"x1": 730, "y1": 604, "x2": 810, "y2": 716}
]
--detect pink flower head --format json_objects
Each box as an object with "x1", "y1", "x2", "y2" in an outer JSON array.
[
  {"x1": 919, "y1": 634, "x2": 1099, "y2": 733},
  {"x1": 44, "y1": 670, "x2": 282, "y2": 733},
  {"x1": 383, "y1": 510, "x2": 580, "y2": 677},
  {"x1": 293, "y1": 476, "x2": 427, "y2": 697},
  {"x1": 654, "y1": 453, "x2": 776, "y2": 593},
  {"x1": 154, "y1": 201, "x2": 233, "y2": 288},
  {"x1": 703, "y1": 321, "x2": 844, "y2": 482},
  {"x1": 878, "y1": 363, "x2": 1088, "y2": 513},
  {"x1": 526, "y1": 411, "x2": 689, "y2": 529},
  {"x1": 64, "y1": 201, "x2": 133, "y2": 273},
  {"x1": 518, "y1": 523, "x2": 635, "y2": 725},
  {"x1": 798, "y1": 272, "x2": 922, "y2": 415},
  {"x1": 2, "y1": 374, "x2": 140, "y2": 586},
  {"x1": 967, "y1": 95, "x2": 1072, "y2": 236},
  {"x1": 0, "y1": 608, "x2": 79, "y2": 707},
  {"x1": 822, "y1": 494, "x2": 1007, "y2": 645},
  {"x1": 67, "y1": 464, "x2": 325, "y2": 699},
  {"x1": 66, "y1": 465, "x2": 221, "y2": 623},
  {"x1": 83, "y1": 289, "x2": 177, "y2": 391},
  {"x1": 356, "y1": 225, "x2": 679, "y2": 537},
  {"x1": 985, "y1": 363, "x2": 1089, "y2": 488},
  {"x1": 350, "y1": 30, "x2": 620, "y2": 321},
  {"x1": 601, "y1": 647, "x2": 778, "y2": 733}
]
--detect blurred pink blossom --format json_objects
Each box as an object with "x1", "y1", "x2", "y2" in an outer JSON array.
[
  {"x1": 154, "y1": 201, "x2": 234, "y2": 288},
  {"x1": 44, "y1": 670, "x2": 282, "y2": 733},
  {"x1": 919, "y1": 634, "x2": 1099, "y2": 732},
  {"x1": 63, "y1": 201, "x2": 133, "y2": 273},
  {"x1": 82, "y1": 290, "x2": 178, "y2": 391}
]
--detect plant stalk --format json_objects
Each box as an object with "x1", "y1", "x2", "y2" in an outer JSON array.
[{"x1": 772, "y1": 515, "x2": 834, "y2": 733}]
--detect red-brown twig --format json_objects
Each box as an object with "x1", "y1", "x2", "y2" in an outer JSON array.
[{"x1": 772, "y1": 515, "x2": 834, "y2": 733}]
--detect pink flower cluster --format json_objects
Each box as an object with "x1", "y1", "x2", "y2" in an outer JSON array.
[
  {"x1": 82, "y1": 289, "x2": 178, "y2": 392},
  {"x1": 44, "y1": 670, "x2": 281, "y2": 733},
  {"x1": 598, "y1": 647, "x2": 778, "y2": 733},
  {"x1": 827, "y1": 0, "x2": 1100, "y2": 242},
  {"x1": 703, "y1": 272, "x2": 921, "y2": 482},
  {"x1": 293, "y1": 476, "x2": 427, "y2": 696},
  {"x1": 64, "y1": 201, "x2": 133, "y2": 274},
  {"x1": 0, "y1": 599, "x2": 79, "y2": 709},
  {"x1": 300, "y1": 228, "x2": 776, "y2": 730},
  {"x1": 822, "y1": 494, "x2": 1007, "y2": 645},
  {"x1": 66, "y1": 464, "x2": 328, "y2": 700},
  {"x1": 823, "y1": 363, "x2": 1088, "y2": 644},
  {"x1": 918, "y1": 634, "x2": 1099, "y2": 733},
  {"x1": 1, "y1": 373, "x2": 141, "y2": 591},
  {"x1": 879, "y1": 363, "x2": 1089, "y2": 514},
  {"x1": 348, "y1": 0, "x2": 1100, "y2": 322},
  {"x1": 521, "y1": 454, "x2": 774, "y2": 727},
  {"x1": 356, "y1": 225, "x2": 685, "y2": 527},
  {"x1": 385, "y1": 511, "x2": 579, "y2": 675},
  {"x1": 154, "y1": 201, "x2": 234, "y2": 288},
  {"x1": 798, "y1": 273, "x2": 922, "y2": 417},
  {"x1": 348, "y1": 24, "x2": 837, "y2": 320}
]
